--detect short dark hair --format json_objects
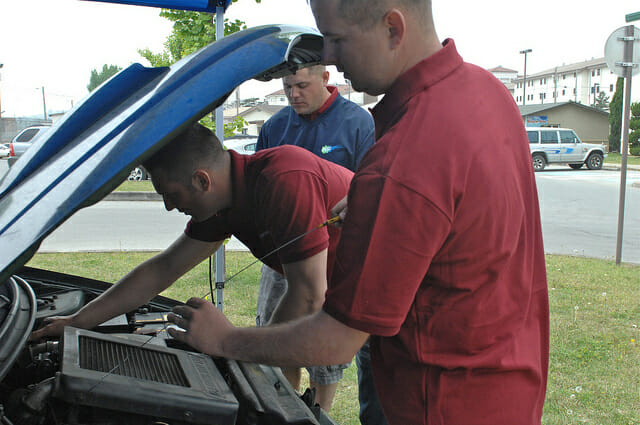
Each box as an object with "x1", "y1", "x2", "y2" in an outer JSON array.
[
  {"x1": 143, "y1": 123, "x2": 225, "y2": 186},
  {"x1": 311, "y1": 0, "x2": 431, "y2": 29}
]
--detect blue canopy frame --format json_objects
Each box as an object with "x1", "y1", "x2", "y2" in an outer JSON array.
[{"x1": 81, "y1": 0, "x2": 233, "y2": 13}]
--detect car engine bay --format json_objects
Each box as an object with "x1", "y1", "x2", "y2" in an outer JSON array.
[{"x1": 0, "y1": 268, "x2": 331, "y2": 425}]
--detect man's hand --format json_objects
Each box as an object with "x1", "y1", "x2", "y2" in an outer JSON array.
[
  {"x1": 168, "y1": 298, "x2": 234, "y2": 356},
  {"x1": 29, "y1": 315, "x2": 76, "y2": 341},
  {"x1": 330, "y1": 196, "x2": 348, "y2": 227}
]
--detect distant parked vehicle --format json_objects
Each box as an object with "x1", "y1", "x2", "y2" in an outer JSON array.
[
  {"x1": 224, "y1": 135, "x2": 257, "y2": 155},
  {"x1": 127, "y1": 165, "x2": 149, "y2": 181},
  {"x1": 0, "y1": 143, "x2": 9, "y2": 159},
  {"x1": 7, "y1": 125, "x2": 50, "y2": 167},
  {"x1": 527, "y1": 127, "x2": 607, "y2": 171}
]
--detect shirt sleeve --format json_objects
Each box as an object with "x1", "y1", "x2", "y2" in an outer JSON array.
[
  {"x1": 256, "y1": 170, "x2": 330, "y2": 265},
  {"x1": 323, "y1": 172, "x2": 451, "y2": 336}
]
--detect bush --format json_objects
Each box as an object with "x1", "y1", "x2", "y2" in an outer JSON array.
[{"x1": 630, "y1": 144, "x2": 640, "y2": 156}]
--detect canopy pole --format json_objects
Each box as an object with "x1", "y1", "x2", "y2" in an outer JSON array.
[{"x1": 214, "y1": 4, "x2": 226, "y2": 311}]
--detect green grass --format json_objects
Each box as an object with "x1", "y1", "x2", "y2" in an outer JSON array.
[
  {"x1": 604, "y1": 152, "x2": 640, "y2": 166},
  {"x1": 114, "y1": 180, "x2": 154, "y2": 192},
  {"x1": 26, "y1": 252, "x2": 640, "y2": 424}
]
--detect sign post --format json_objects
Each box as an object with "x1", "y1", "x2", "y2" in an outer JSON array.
[{"x1": 604, "y1": 23, "x2": 640, "y2": 264}]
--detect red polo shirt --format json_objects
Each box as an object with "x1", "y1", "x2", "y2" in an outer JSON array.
[
  {"x1": 186, "y1": 146, "x2": 352, "y2": 276},
  {"x1": 323, "y1": 40, "x2": 549, "y2": 424}
]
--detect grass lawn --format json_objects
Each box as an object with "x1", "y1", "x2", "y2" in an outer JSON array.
[
  {"x1": 604, "y1": 152, "x2": 640, "y2": 166},
  {"x1": 26, "y1": 252, "x2": 640, "y2": 424},
  {"x1": 115, "y1": 180, "x2": 154, "y2": 192}
]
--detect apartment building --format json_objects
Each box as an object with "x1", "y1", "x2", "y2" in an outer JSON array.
[{"x1": 512, "y1": 57, "x2": 621, "y2": 107}]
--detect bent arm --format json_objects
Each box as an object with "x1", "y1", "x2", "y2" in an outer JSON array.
[
  {"x1": 31, "y1": 234, "x2": 221, "y2": 339},
  {"x1": 269, "y1": 249, "x2": 328, "y2": 325}
]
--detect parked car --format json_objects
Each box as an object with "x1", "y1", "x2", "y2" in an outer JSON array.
[
  {"x1": 224, "y1": 135, "x2": 258, "y2": 155},
  {"x1": 7, "y1": 125, "x2": 50, "y2": 167},
  {"x1": 0, "y1": 143, "x2": 9, "y2": 159},
  {"x1": 0, "y1": 24, "x2": 332, "y2": 425},
  {"x1": 527, "y1": 127, "x2": 607, "y2": 171},
  {"x1": 127, "y1": 164, "x2": 149, "y2": 180}
]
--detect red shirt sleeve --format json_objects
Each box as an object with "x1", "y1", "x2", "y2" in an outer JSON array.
[{"x1": 323, "y1": 172, "x2": 451, "y2": 336}]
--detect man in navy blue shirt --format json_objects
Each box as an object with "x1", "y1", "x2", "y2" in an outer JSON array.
[{"x1": 256, "y1": 64, "x2": 379, "y2": 417}]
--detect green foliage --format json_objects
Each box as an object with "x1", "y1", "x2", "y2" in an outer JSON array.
[
  {"x1": 138, "y1": 2, "x2": 262, "y2": 67},
  {"x1": 138, "y1": 2, "x2": 260, "y2": 135},
  {"x1": 199, "y1": 114, "x2": 248, "y2": 138},
  {"x1": 87, "y1": 64, "x2": 122, "y2": 92},
  {"x1": 608, "y1": 78, "x2": 624, "y2": 152},
  {"x1": 630, "y1": 144, "x2": 640, "y2": 156},
  {"x1": 628, "y1": 102, "x2": 640, "y2": 149},
  {"x1": 594, "y1": 91, "x2": 609, "y2": 110}
]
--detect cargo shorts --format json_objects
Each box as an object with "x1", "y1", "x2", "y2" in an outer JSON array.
[{"x1": 256, "y1": 265, "x2": 350, "y2": 385}]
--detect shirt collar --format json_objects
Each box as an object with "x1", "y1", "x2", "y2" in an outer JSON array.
[
  {"x1": 371, "y1": 39, "x2": 463, "y2": 139},
  {"x1": 303, "y1": 85, "x2": 339, "y2": 121}
]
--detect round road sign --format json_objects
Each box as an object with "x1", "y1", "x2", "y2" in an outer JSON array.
[{"x1": 605, "y1": 26, "x2": 640, "y2": 77}]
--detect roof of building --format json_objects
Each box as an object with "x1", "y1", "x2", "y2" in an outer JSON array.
[
  {"x1": 518, "y1": 101, "x2": 609, "y2": 116},
  {"x1": 520, "y1": 57, "x2": 606, "y2": 79},
  {"x1": 488, "y1": 65, "x2": 518, "y2": 73}
]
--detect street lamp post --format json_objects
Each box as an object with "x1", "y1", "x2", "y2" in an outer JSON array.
[{"x1": 520, "y1": 49, "x2": 532, "y2": 105}]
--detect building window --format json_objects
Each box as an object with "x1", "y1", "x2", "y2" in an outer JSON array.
[
  {"x1": 563, "y1": 74, "x2": 566, "y2": 80},
  {"x1": 573, "y1": 88, "x2": 577, "y2": 95},
  {"x1": 591, "y1": 70, "x2": 595, "y2": 77},
  {"x1": 597, "y1": 69, "x2": 601, "y2": 76},
  {"x1": 563, "y1": 89, "x2": 566, "y2": 95},
  {"x1": 610, "y1": 84, "x2": 614, "y2": 92}
]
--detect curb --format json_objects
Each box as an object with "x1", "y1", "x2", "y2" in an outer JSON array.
[{"x1": 104, "y1": 191, "x2": 162, "y2": 201}]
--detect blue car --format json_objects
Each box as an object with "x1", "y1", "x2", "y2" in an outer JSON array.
[{"x1": 0, "y1": 24, "x2": 337, "y2": 425}]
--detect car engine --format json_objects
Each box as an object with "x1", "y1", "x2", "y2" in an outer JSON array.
[{"x1": 0, "y1": 268, "x2": 331, "y2": 425}]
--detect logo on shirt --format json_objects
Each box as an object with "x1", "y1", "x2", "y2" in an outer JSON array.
[{"x1": 321, "y1": 145, "x2": 343, "y2": 154}]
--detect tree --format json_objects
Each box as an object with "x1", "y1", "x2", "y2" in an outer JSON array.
[
  {"x1": 608, "y1": 77, "x2": 624, "y2": 152},
  {"x1": 87, "y1": 64, "x2": 122, "y2": 92},
  {"x1": 628, "y1": 102, "x2": 640, "y2": 153},
  {"x1": 138, "y1": 2, "x2": 261, "y2": 135},
  {"x1": 594, "y1": 91, "x2": 610, "y2": 111}
]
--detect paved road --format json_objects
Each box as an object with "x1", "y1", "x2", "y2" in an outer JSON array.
[
  {"x1": 535, "y1": 166, "x2": 640, "y2": 264},
  {"x1": 3, "y1": 159, "x2": 640, "y2": 262}
]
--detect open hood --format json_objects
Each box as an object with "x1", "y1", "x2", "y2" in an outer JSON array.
[{"x1": 0, "y1": 24, "x2": 322, "y2": 284}]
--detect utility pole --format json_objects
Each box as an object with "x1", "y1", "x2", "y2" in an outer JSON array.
[{"x1": 520, "y1": 49, "x2": 532, "y2": 105}]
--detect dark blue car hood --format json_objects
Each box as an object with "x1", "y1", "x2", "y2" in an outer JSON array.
[{"x1": 0, "y1": 25, "x2": 322, "y2": 284}]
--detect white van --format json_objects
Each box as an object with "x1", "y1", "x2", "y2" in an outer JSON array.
[{"x1": 527, "y1": 127, "x2": 607, "y2": 171}]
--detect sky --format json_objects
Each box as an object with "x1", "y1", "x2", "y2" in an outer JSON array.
[{"x1": 0, "y1": 0, "x2": 637, "y2": 117}]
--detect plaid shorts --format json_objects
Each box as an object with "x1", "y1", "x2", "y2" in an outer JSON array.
[{"x1": 256, "y1": 265, "x2": 351, "y2": 385}]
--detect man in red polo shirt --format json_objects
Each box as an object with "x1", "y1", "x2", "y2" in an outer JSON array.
[
  {"x1": 168, "y1": 1, "x2": 550, "y2": 424},
  {"x1": 30, "y1": 123, "x2": 353, "y2": 373}
]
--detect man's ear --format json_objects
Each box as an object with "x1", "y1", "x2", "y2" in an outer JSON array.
[
  {"x1": 321, "y1": 70, "x2": 330, "y2": 86},
  {"x1": 384, "y1": 9, "x2": 406, "y2": 50},
  {"x1": 192, "y1": 169, "x2": 212, "y2": 192}
]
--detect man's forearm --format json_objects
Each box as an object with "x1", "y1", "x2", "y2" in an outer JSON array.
[
  {"x1": 169, "y1": 300, "x2": 368, "y2": 367},
  {"x1": 73, "y1": 257, "x2": 173, "y2": 329}
]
